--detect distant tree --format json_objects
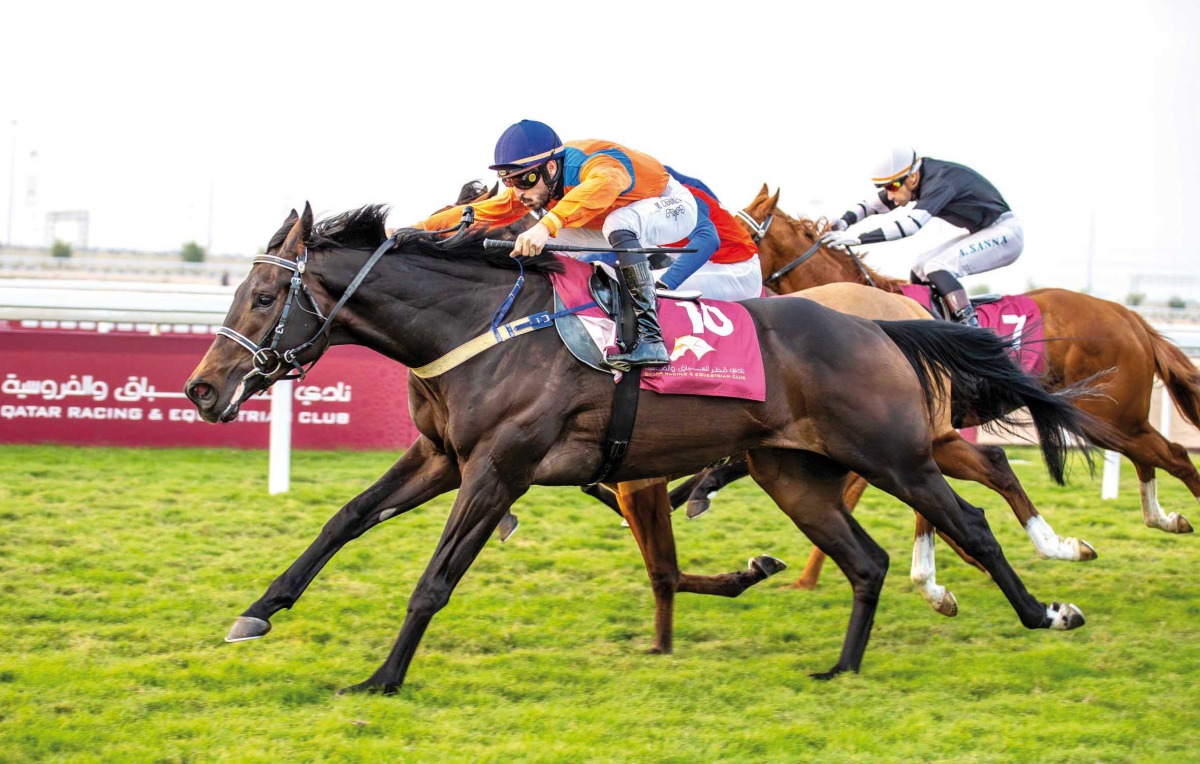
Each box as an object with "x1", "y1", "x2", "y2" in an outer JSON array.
[
  {"x1": 968, "y1": 283, "x2": 990, "y2": 296},
  {"x1": 51, "y1": 240, "x2": 72, "y2": 258},
  {"x1": 1125, "y1": 293, "x2": 1146, "y2": 306},
  {"x1": 181, "y1": 241, "x2": 206, "y2": 263},
  {"x1": 1168, "y1": 296, "x2": 1187, "y2": 309}
]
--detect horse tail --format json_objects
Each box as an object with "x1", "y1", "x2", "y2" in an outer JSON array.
[
  {"x1": 1129, "y1": 311, "x2": 1200, "y2": 430},
  {"x1": 874, "y1": 319, "x2": 1095, "y2": 485}
]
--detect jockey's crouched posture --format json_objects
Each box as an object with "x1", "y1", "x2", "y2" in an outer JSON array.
[
  {"x1": 578, "y1": 167, "x2": 764, "y2": 303},
  {"x1": 821, "y1": 147, "x2": 1024, "y2": 327},
  {"x1": 415, "y1": 120, "x2": 699, "y2": 368}
]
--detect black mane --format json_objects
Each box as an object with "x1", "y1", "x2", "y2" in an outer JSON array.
[{"x1": 308, "y1": 204, "x2": 563, "y2": 274}]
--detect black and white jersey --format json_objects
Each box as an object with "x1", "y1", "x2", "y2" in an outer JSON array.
[{"x1": 839, "y1": 158, "x2": 1011, "y2": 244}]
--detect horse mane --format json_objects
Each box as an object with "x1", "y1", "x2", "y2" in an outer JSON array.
[
  {"x1": 781, "y1": 212, "x2": 908, "y2": 293},
  {"x1": 308, "y1": 204, "x2": 563, "y2": 274}
]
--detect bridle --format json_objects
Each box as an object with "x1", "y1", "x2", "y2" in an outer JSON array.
[
  {"x1": 738, "y1": 207, "x2": 821, "y2": 287},
  {"x1": 216, "y1": 211, "x2": 475, "y2": 388},
  {"x1": 216, "y1": 248, "x2": 330, "y2": 385},
  {"x1": 738, "y1": 205, "x2": 877, "y2": 289}
]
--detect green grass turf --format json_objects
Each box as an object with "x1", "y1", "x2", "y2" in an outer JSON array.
[{"x1": 1, "y1": 444, "x2": 1198, "y2": 763}]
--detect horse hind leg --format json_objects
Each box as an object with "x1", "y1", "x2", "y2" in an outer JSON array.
[
  {"x1": 936, "y1": 438, "x2": 1097, "y2": 561},
  {"x1": 615, "y1": 480, "x2": 787, "y2": 655},
  {"x1": 871, "y1": 459, "x2": 1085, "y2": 632},
  {"x1": 1125, "y1": 428, "x2": 1198, "y2": 534},
  {"x1": 791, "y1": 473, "x2": 868, "y2": 590}
]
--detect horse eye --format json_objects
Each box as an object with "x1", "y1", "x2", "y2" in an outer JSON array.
[{"x1": 255, "y1": 294, "x2": 275, "y2": 308}]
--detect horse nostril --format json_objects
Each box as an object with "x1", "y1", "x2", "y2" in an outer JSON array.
[{"x1": 186, "y1": 380, "x2": 213, "y2": 404}]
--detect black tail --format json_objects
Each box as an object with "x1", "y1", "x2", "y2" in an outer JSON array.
[{"x1": 874, "y1": 320, "x2": 1095, "y2": 484}]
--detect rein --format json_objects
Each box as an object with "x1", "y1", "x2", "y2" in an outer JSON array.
[
  {"x1": 738, "y1": 207, "x2": 878, "y2": 288},
  {"x1": 738, "y1": 208, "x2": 822, "y2": 286}
]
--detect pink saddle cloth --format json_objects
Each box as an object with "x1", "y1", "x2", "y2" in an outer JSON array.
[
  {"x1": 899, "y1": 285, "x2": 1046, "y2": 375},
  {"x1": 548, "y1": 256, "x2": 766, "y2": 401}
]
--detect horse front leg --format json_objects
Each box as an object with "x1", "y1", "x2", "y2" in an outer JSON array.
[
  {"x1": 339, "y1": 453, "x2": 528, "y2": 695},
  {"x1": 615, "y1": 479, "x2": 787, "y2": 654},
  {"x1": 227, "y1": 435, "x2": 460, "y2": 642},
  {"x1": 684, "y1": 458, "x2": 750, "y2": 519}
]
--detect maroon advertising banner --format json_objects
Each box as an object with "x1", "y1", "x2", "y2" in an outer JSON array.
[{"x1": 0, "y1": 323, "x2": 418, "y2": 450}]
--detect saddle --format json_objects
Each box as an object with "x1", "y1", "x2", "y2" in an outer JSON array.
[{"x1": 558, "y1": 264, "x2": 700, "y2": 372}]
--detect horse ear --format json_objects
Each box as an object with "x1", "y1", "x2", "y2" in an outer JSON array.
[
  {"x1": 301, "y1": 201, "x2": 314, "y2": 235},
  {"x1": 280, "y1": 202, "x2": 313, "y2": 255},
  {"x1": 758, "y1": 183, "x2": 769, "y2": 198},
  {"x1": 767, "y1": 188, "x2": 781, "y2": 212},
  {"x1": 282, "y1": 208, "x2": 299, "y2": 228},
  {"x1": 488, "y1": 182, "x2": 499, "y2": 199}
]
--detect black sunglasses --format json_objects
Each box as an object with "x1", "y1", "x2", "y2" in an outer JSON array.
[{"x1": 501, "y1": 166, "x2": 544, "y2": 190}]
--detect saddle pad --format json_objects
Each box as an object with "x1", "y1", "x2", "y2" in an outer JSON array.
[
  {"x1": 899, "y1": 284, "x2": 1046, "y2": 375},
  {"x1": 549, "y1": 255, "x2": 766, "y2": 401}
]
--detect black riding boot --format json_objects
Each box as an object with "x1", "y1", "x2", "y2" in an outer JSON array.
[
  {"x1": 607, "y1": 230, "x2": 669, "y2": 368},
  {"x1": 926, "y1": 269, "x2": 980, "y2": 327}
]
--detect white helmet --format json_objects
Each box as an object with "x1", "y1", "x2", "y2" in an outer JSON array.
[{"x1": 872, "y1": 147, "x2": 922, "y2": 186}]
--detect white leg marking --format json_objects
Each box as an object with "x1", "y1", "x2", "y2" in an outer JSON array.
[
  {"x1": 1024, "y1": 515, "x2": 1087, "y2": 561},
  {"x1": 911, "y1": 533, "x2": 957, "y2": 616},
  {"x1": 1138, "y1": 479, "x2": 1186, "y2": 531}
]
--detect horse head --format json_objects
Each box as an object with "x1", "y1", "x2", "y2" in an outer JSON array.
[
  {"x1": 741, "y1": 186, "x2": 895, "y2": 293},
  {"x1": 184, "y1": 202, "x2": 331, "y2": 423}
]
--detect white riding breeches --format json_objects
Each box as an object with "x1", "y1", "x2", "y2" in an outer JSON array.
[
  {"x1": 913, "y1": 212, "x2": 1024, "y2": 280},
  {"x1": 547, "y1": 178, "x2": 698, "y2": 253},
  {"x1": 655, "y1": 255, "x2": 764, "y2": 301}
]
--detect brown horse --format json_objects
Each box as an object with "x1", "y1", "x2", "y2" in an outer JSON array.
[
  {"x1": 739, "y1": 185, "x2": 1200, "y2": 590},
  {"x1": 185, "y1": 204, "x2": 1094, "y2": 693}
]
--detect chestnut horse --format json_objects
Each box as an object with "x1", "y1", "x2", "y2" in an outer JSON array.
[
  {"x1": 185, "y1": 204, "x2": 1094, "y2": 693},
  {"x1": 738, "y1": 186, "x2": 1200, "y2": 591}
]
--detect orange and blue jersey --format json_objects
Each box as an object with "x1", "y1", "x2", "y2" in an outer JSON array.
[{"x1": 415, "y1": 139, "x2": 670, "y2": 234}]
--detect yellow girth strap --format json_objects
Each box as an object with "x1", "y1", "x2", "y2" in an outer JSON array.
[{"x1": 409, "y1": 312, "x2": 555, "y2": 379}]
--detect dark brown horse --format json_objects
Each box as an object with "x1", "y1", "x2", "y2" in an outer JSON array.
[
  {"x1": 737, "y1": 186, "x2": 1200, "y2": 590},
  {"x1": 185, "y1": 203, "x2": 1094, "y2": 694}
]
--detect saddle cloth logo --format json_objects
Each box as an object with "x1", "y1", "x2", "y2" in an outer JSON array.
[
  {"x1": 548, "y1": 256, "x2": 766, "y2": 401},
  {"x1": 670, "y1": 335, "x2": 715, "y2": 362},
  {"x1": 899, "y1": 284, "x2": 1047, "y2": 376}
]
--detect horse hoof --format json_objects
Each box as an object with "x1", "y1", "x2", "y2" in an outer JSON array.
[
  {"x1": 497, "y1": 513, "x2": 519, "y2": 543},
  {"x1": 749, "y1": 555, "x2": 788, "y2": 578},
  {"x1": 225, "y1": 616, "x2": 271, "y2": 642},
  {"x1": 337, "y1": 680, "x2": 398, "y2": 696},
  {"x1": 809, "y1": 665, "x2": 851, "y2": 681},
  {"x1": 1076, "y1": 539, "x2": 1098, "y2": 561},
  {"x1": 932, "y1": 591, "x2": 958, "y2": 618},
  {"x1": 1169, "y1": 513, "x2": 1194, "y2": 534},
  {"x1": 1047, "y1": 602, "x2": 1086, "y2": 630},
  {"x1": 686, "y1": 496, "x2": 712, "y2": 519}
]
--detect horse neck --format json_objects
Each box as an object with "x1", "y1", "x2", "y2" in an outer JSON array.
[
  {"x1": 766, "y1": 225, "x2": 906, "y2": 294},
  {"x1": 311, "y1": 248, "x2": 552, "y2": 368}
]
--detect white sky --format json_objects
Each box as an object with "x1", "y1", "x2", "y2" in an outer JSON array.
[{"x1": 2, "y1": 0, "x2": 1197, "y2": 300}]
